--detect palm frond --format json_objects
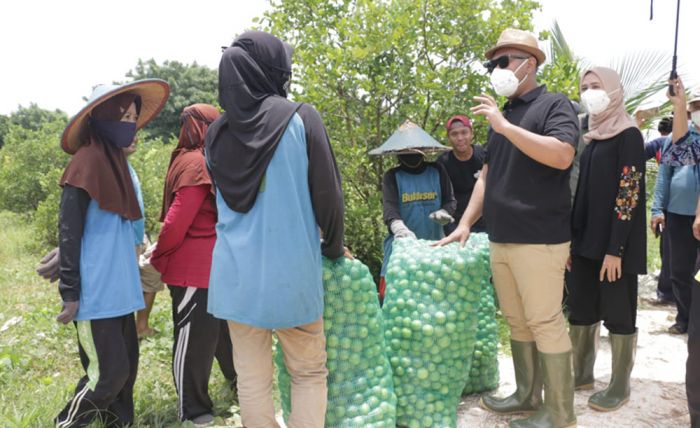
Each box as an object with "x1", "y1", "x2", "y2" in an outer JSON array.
[
  {"x1": 607, "y1": 50, "x2": 671, "y2": 104},
  {"x1": 548, "y1": 20, "x2": 575, "y2": 63}
]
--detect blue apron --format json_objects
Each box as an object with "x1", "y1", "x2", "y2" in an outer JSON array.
[
  {"x1": 381, "y1": 167, "x2": 443, "y2": 275},
  {"x1": 207, "y1": 113, "x2": 323, "y2": 329}
]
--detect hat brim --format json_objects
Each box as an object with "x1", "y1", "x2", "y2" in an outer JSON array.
[
  {"x1": 61, "y1": 79, "x2": 171, "y2": 154},
  {"x1": 368, "y1": 146, "x2": 450, "y2": 156},
  {"x1": 485, "y1": 43, "x2": 546, "y2": 66}
]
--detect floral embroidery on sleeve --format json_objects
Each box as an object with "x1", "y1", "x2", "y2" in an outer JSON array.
[{"x1": 614, "y1": 166, "x2": 642, "y2": 221}]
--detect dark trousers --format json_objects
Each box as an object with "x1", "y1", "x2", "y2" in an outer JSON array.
[
  {"x1": 55, "y1": 314, "x2": 139, "y2": 428},
  {"x1": 657, "y1": 230, "x2": 674, "y2": 301},
  {"x1": 566, "y1": 255, "x2": 637, "y2": 334},
  {"x1": 169, "y1": 285, "x2": 236, "y2": 421},
  {"x1": 687, "y1": 255, "x2": 700, "y2": 427},
  {"x1": 667, "y1": 213, "x2": 698, "y2": 329}
]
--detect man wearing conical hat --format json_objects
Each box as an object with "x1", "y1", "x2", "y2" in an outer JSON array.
[
  {"x1": 438, "y1": 28, "x2": 580, "y2": 428},
  {"x1": 371, "y1": 120, "x2": 456, "y2": 303}
]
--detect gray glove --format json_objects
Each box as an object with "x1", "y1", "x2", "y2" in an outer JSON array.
[
  {"x1": 429, "y1": 209, "x2": 455, "y2": 226},
  {"x1": 57, "y1": 300, "x2": 79, "y2": 324},
  {"x1": 390, "y1": 220, "x2": 417, "y2": 239},
  {"x1": 36, "y1": 247, "x2": 60, "y2": 283}
]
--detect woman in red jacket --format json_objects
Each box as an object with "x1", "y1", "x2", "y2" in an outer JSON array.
[{"x1": 150, "y1": 104, "x2": 236, "y2": 425}]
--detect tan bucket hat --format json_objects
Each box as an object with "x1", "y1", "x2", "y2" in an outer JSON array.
[
  {"x1": 687, "y1": 87, "x2": 700, "y2": 107},
  {"x1": 61, "y1": 79, "x2": 170, "y2": 154},
  {"x1": 485, "y1": 28, "x2": 546, "y2": 66}
]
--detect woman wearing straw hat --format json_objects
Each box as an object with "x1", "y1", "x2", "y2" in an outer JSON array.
[
  {"x1": 370, "y1": 120, "x2": 456, "y2": 303},
  {"x1": 54, "y1": 79, "x2": 169, "y2": 428}
]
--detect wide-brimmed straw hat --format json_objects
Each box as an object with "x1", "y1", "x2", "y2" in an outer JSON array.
[
  {"x1": 485, "y1": 28, "x2": 546, "y2": 66},
  {"x1": 61, "y1": 79, "x2": 170, "y2": 154},
  {"x1": 369, "y1": 120, "x2": 449, "y2": 156}
]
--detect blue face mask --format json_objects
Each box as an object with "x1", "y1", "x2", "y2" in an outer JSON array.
[{"x1": 92, "y1": 119, "x2": 137, "y2": 148}]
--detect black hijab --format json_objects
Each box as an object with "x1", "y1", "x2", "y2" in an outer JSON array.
[{"x1": 205, "y1": 30, "x2": 302, "y2": 213}]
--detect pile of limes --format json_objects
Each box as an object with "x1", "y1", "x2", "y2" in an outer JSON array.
[
  {"x1": 382, "y1": 235, "x2": 491, "y2": 427},
  {"x1": 276, "y1": 257, "x2": 397, "y2": 427}
]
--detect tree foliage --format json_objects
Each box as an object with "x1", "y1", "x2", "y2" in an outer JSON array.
[
  {"x1": 260, "y1": 0, "x2": 540, "y2": 275},
  {"x1": 0, "y1": 104, "x2": 67, "y2": 148},
  {"x1": 125, "y1": 59, "x2": 219, "y2": 141}
]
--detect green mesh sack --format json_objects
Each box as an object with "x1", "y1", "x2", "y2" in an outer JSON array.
[
  {"x1": 276, "y1": 257, "x2": 397, "y2": 427},
  {"x1": 462, "y1": 276, "x2": 499, "y2": 395},
  {"x1": 382, "y1": 235, "x2": 490, "y2": 428}
]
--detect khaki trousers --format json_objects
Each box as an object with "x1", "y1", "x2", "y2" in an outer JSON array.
[
  {"x1": 227, "y1": 318, "x2": 328, "y2": 428},
  {"x1": 490, "y1": 242, "x2": 572, "y2": 354}
]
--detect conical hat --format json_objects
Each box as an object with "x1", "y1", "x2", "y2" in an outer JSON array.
[{"x1": 368, "y1": 120, "x2": 449, "y2": 155}]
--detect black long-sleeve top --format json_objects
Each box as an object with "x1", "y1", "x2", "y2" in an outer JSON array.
[
  {"x1": 571, "y1": 127, "x2": 647, "y2": 274},
  {"x1": 58, "y1": 185, "x2": 91, "y2": 302},
  {"x1": 297, "y1": 104, "x2": 345, "y2": 259},
  {"x1": 382, "y1": 161, "x2": 456, "y2": 227}
]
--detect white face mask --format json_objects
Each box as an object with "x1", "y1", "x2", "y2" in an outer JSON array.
[
  {"x1": 580, "y1": 88, "x2": 616, "y2": 115},
  {"x1": 691, "y1": 111, "x2": 700, "y2": 127},
  {"x1": 489, "y1": 60, "x2": 528, "y2": 98}
]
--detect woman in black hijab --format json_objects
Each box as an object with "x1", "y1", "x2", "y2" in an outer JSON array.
[{"x1": 206, "y1": 31, "x2": 346, "y2": 428}]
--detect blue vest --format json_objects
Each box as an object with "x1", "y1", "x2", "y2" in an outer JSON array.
[
  {"x1": 127, "y1": 162, "x2": 145, "y2": 246},
  {"x1": 381, "y1": 167, "x2": 443, "y2": 275},
  {"x1": 207, "y1": 113, "x2": 323, "y2": 329},
  {"x1": 75, "y1": 200, "x2": 145, "y2": 320}
]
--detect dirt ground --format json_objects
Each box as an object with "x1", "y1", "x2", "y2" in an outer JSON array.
[{"x1": 457, "y1": 273, "x2": 691, "y2": 428}]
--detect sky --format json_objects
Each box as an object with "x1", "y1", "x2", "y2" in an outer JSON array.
[{"x1": 1, "y1": 0, "x2": 697, "y2": 116}]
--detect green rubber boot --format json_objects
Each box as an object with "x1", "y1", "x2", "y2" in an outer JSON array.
[
  {"x1": 569, "y1": 323, "x2": 599, "y2": 390},
  {"x1": 509, "y1": 351, "x2": 577, "y2": 428},
  {"x1": 481, "y1": 340, "x2": 543, "y2": 415},
  {"x1": 588, "y1": 332, "x2": 637, "y2": 412}
]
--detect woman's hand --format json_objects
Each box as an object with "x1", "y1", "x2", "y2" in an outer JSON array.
[
  {"x1": 57, "y1": 300, "x2": 80, "y2": 324},
  {"x1": 599, "y1": 255, "x2": 622, "y2": 283},
  {"x1": 650, "y1": 214, "x2": 665, "y2": 235},
  {"x1": 343, "y1": 246, "x2": 354, "y2": 260}
]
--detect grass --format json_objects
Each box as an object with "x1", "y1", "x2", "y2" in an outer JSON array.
[
  {"x1": 0, "y1": 179, "x2": 664, "y2": 426},
  {"x1": 0, "y1": 211, "x2": 240, "y2": 428}
]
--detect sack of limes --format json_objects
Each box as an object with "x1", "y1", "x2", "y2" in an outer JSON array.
[
  {"x1": 276, "y1": 257, "x2": 397, "y2": 427},
  {"x1": 382, "y1": 235, "x2": 490, "y2": 428},
  {"x1": 462, "y1": 276, "x2": 500, "y2": 395}
]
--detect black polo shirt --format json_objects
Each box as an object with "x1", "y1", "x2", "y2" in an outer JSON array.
[
  {"x1": 483, "y1": 85, "x2": 579, "y2": 244},
  {"x1": 437, "y1": 146, "x2": 486, "y2": 231}
]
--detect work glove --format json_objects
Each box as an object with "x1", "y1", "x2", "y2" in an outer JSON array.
[
  {"x1": 390, "y1": 220, "x2": 417, "y2": 239},
  {"x1": 57, "y1": 300, "x2": 79, "y2": 324},
  {"x1": 429, "y1": 209, "x2": 455, "y2": 226},
  {"x1": 36, "y1": 247, "x2": 60, "y2": 283}
]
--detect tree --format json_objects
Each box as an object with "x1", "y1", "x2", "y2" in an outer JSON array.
[
  {"x1": 260, "y1": 0, "x2": 541, "y2": 275},
  {"x1": 125, "y1": 59, "x2": 219, "y2": 142},
  {"x1": 0, "y1": 104, "x2": 67, "y2": 148}
]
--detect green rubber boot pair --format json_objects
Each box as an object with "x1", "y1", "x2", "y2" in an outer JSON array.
[{"x1": 481, "y1": 341, "x2": 576, "y2": 428}]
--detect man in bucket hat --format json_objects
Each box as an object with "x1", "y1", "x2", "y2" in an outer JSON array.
[{"x1": 438, "y1": 28, "x2": 580, "y2": 428}]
